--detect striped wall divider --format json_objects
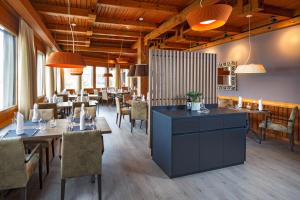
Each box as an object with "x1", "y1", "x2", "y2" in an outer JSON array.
[{"x1": 148, "y1": 49, "x2": 217, "y2": 150}]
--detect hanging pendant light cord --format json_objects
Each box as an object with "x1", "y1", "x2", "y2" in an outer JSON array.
[
  {"x1": 67, "y1": 0, "x2": 75, "y2": 53},
  {"x1": 200, "y1": 0, "x2": 203, "y2": 7},
  {"x1": 119, "y1": 40, "x2": 123, "y2": 59},
  {"x1": 244, "y1": 16, "x2": 252, "y2": 65}
]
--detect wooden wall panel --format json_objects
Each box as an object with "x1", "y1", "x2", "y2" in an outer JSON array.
[
  {"x1": 149, "y1": 49, "x2": 217, "y2": 106},
  {"x1": 0, "y1": 106, "x2": 18, "y2": 129}
]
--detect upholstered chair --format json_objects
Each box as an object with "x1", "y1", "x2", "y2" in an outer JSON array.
[
  {"x1": 61, "y1": 130, "x2": 103, "y2": 200},
  {"x1": 218, "y1": 99, "x2": 234, "y2": 108},
  {"x1": 115, "y1": 97, "x2": 131, "y2": 128},
  {"x1": 101, "y1": 90, "x2": 112, "y2": 105},
  {"x1": 259, "y1": 107, "x2": 298, "y2": 151},
  {"x1": 0, "y1": 138, "x2": 42, "y2": 200},
  {"x1": 38, "y1": 103, "x2": 58, "y2": 119},
  {"x1": 57, "y1": 94, "x2": 68, "y2": 102},
  {"x1": 131, "y1": 101, "x2": 148, "y2": 133},
  {"x1": 73, "y1": 106, "x2": 97, "y2": 118},
  {"x1": 72, "y1": 102, "x2": 89, "y2": 114},
  {"x1": 28, "y1": 109, "x2": 55, "y2": 175}
]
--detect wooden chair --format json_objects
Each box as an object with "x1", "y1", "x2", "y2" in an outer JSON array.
[
  {"x1": 259, "y1": 107, "x2": 298, "y2": 151},
  {"x1": 0, "y1": 139, "x2": 43, "y2": 200},
  {"x1": 57, "y1": 94, "x2": 68, "y2": 102},
  {"x1": 29, "y1": 109, "x2": 55, "y2": 175},
  {"x1": 131, "y1": 101, "x2": 148, "y2": 134},
  {"x1": 61, "y1": 130, "x2": 103, "y2": 200},
  {"x1": 101, "y1": 90, "x2": 112, "y2": 105},
  {"x1": 115, "y1": 97, "x2": 131, "y2": 128}
]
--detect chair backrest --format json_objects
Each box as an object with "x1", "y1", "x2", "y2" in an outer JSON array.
[
  {"x1": 102, "y1": 90, "x2": 108, "y2": 100},
  {"x1": 131, "y1": 101, "x2": 147, "y2": 120},
  {"x1": 288, "y1": 107, "x2": 298, "y2": 134},
  {"x1": 218, "y1": 99, "x2": 234, "y2": 108},
  {"x1": 72, "y1": 102, "x2": 89, "y2": 113},
  {"x1": 73, "y1": 106, "x2": 97, "y2": 118},
  {"x1": 29, "y1": 109, "x2": 54, "y2": 121},
  {"x1": 123, "y1": 94, "x2": 131, "y2": 102},
  {"x1": 61, "y1": 130, "x2": 103, "y2": 179},
  {"x1": 122, "y1": 87, "x2": 128, "y2": 91},
  {"x1": 38, "y1": 103, "x2": 58, "y2": 119},
  {"x1": 0, "y1": 138, "x2": 27, "y2": 190},
  {"x1": 115, "y1": 97, "x2": 121, "y2": 114},
  {"x1": 57, "y1": 94, "x2": 68, "y2": 102}
]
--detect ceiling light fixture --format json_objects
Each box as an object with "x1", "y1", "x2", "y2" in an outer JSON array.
[
  {"x1": 116, "y1": 40, "x2": 128, "y2": 64},
  {"x1": 46, "y1": 0, "x2": 85, "y2": 68},
  {"x1": 186, "y1": 1, "x2": 232, "y2": 31},
  {"x1": 235, "y1": 15, "x2": 266, "y2": 74}
]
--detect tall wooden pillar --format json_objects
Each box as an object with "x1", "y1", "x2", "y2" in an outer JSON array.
[
  {"x1": 93, "y1": 65, "x2": 96, "y2": 89},
  {"x1": 105, "y1": 67, "x2": 109, "y2": 88},
  {"x1": 137, "y1": 37, "x2": 149, "y2": 96}
]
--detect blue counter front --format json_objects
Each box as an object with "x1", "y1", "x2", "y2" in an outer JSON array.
[{"x1": 152, "y1": 105, "x2": 248, "y2": 178}]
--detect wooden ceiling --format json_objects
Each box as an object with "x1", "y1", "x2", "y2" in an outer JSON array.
[{"x1": 27, "y1": 0, "x2": 300, "y2": 63}]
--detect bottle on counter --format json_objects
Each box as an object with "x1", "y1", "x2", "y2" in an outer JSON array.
[{"x1": 186, "y1": 97, "x2": 192, "y2": 111}]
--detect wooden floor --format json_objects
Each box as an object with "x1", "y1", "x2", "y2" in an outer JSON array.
[{"x1": 6, "y1": 106, "x2": 300, "y2": 200}]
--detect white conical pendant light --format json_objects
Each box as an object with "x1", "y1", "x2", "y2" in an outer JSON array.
[{"x1": 235, "y1": 15, "x2": 266, "y2": 74}]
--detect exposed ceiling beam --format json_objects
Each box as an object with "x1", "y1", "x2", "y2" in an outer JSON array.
[
  {"x1": 6, "y1": 0, "x2": 60, "y2": 51},
  {"x1": 261, "y1": 4, "x2": 294, "y2": 18},
  {"x1": 48, "y1": 24, "x2": 90, "y2": 35},
  {"x1": 95, "y1": 17, "x2": 157, "y2": 30},
  {"x1": 93, "y1": 28, "x2": 142, "y2": 38},
  {"x1": 144, "y1": 0, "x2": 220, "y2": 44},
  {"x1": 98, "y1": 0, "x2": 178, "y2": 14},
  {"x1": 188, "y1": 15, "x2": 300, "y2": 51},
  {"x1": 83, "y1": 56, "x2": 133, "y2": 67},
  {"x1": 160, "y1": 42, "x2": 189, "y2": 50},
  {"x1": 91, "y1": 35, "x2": 137, "y2": 42},
  {"x1": 58, "y1": 42, "x2": 90, "y2": 47},
  {"x1": 62, "y1": 46, "x2": 137, "y2": 56}
]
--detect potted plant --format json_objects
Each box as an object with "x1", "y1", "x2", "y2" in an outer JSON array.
[{"x1": 186, "y1": 91, "x2": 203, "y2": 111}]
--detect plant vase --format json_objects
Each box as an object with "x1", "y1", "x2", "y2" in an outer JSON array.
[{"x1": 191, "y1": 102, "x2": 201, "y2": 111}]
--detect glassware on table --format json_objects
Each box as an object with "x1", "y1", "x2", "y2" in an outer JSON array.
[
  {"x1": 39, "y1": 118, "x2": 46, "y2": 131},
  {"x1": 49, "y1": 117, "x2": 56, "y2": 128}
]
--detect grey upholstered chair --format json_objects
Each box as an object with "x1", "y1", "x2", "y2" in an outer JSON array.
[
  {"x1": 101, "y1": 90, "x2": 112, "y2": 105},
  {"x1": 61, "y1": 130, "x2": 103, "y2": 200},
  {"x1": 29, "y1": 109, "x2": 55, "y2": 174},
  {"x1": 0, "y1": 138, "x2": 42, "y2": 200},
  {"x1": 131, "y1": 101, "x2": 148, "y2": 134},
  {"x1": 38, "y1": 103, "x2": 58, "y2": 119},
  {"x1": 259, "y1": 107, "x2": 298, "y2": 151},
  {"x1": 218, "y1": 99, "x2": 234, "y2": 108},
  {"x1": 73, "y1": 106, "x2": 97, "y2": 118},
  {"x1": 72, "y1": 102, "x2": 89, "y2": 114},
  {"x1": 115, "y1": 97, "x2": 131, "y2": 128}
]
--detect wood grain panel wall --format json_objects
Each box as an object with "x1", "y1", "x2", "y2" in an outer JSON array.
[{"x1": 149, "y1": 49, "x2": 217, "y2": 106}]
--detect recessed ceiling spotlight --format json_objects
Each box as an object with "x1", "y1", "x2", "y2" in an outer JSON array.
[
  {"x1": 246, "y1": 14, "x2": 253, "y2": 18},
  {"x1": 139, "y1": 17, "x2": 144, "y2": 21},
  {"x1": 71, "y1": 23, "x2": 76, "y2": 27}
]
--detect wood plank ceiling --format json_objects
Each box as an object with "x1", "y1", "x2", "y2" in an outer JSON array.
[{"x1": 29, "y1": 0, "x2": 300, "y2": 65}]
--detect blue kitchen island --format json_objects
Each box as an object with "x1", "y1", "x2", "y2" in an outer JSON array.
[{"x1": 152, "y1": 105, "x2": 248, "y2": 178}]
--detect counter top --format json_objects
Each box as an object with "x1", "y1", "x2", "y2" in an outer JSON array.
[{"x1": 152, "y1": 106, "x2": 246, "y2": 119}]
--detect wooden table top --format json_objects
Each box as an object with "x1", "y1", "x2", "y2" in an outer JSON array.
[
  {"x1": 0, "y1": 117, "x2": 111, "y2": 141},
  {"x1": 57, "y1": 101, "x2": 98, "y2": 109}
]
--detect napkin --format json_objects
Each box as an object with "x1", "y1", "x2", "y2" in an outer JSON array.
[
  {"x1": 52, "y1": 94, "x2": 57, "y2": 103},
  {"x1": 238, "y1": 96, "x2": 243, "y2": 108},
  {"x1": 80, "y1": 103, "x2": 86, "y2": 130},
  {"x1": 16, "y1": 112, "x2": 24, "y2": 135},
  {"x1": 32, "y1": 103, "x2": 40, "y2": 122},
  {"x1": 258, "y1": 99, "x2": 263, "y2": 111},
  {"x1": 141, "y1": 95, "x2": 145, "y2": 101},
  {"x1": 80, "y1": 89, "x2": 84, "y2": 102}
]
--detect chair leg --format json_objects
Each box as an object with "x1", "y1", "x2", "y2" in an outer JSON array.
[
  {"x1": 97, "y1": 175, "x2": 102, "y2": 200},
  {"x1": 51, "y1": 140, "x2": 55, "y2": 158},
  {"x1": 39, "y1": 146, "x2": 43, "y2": 189},
  {"x1": 259, "y1": 128, "x2": 263, "y2": 144},
  {"x1": 140, "y1": 120, "x2": 143, "y2": 129},
  {"x1": 45, "y1": 147, "x2": 50, "y2": 175},
  {"x1": 131, "y1": 120, "x2": 133, "y2": 133},
  {"x1": 289, "y1": 133, "x2": 295, "y2": 152},
  {"x1": 59, "y1": 138, "x2": 62, "y2": 160},
  {"x1": 61, "y1": 179, "x2": 65, "y2": 200},
  {"x1": 21, "y1": 187, "x2": 27, "y2": 200},
  {"x1": 119, "y1": 114, "x2": 122, "y2": 128},
  {"x1": 146, "y1": 120, "x2": 148, "y2": 135},
  {"x1": 116, "y1": 113, "x2": 119, "y2": 124}
]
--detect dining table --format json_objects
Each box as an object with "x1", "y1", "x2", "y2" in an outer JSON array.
[{"x1": 0, "y1": 117, "x2": 112, "y2": 141}]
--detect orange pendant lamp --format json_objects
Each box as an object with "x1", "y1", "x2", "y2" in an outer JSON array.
[
  {"x1": 186, "y1": 4, "x2": 232, "y2": 31},
  {"x1": 46, "y1": 52, "x2": 85, "y2": 68}
]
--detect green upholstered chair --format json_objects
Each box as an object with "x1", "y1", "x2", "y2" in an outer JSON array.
[
  {"x1": 259, "y1": 107, "x2": 298, "y2": 151},
  {"x1": 73, "y1": 106, "x2": 97, "y2": 119},
  {"x1": 28, "y1": 109, "x2": 55, "y2": 175},
  {"x1": 115, "y1": 97, "x2": 131, "y2": 128},
  {"x1": 0, "y1": 138, "x2": 42, "y2": 200},
  {"x1": 61, "y1": 130, "x2": 103, "y2": 200},
  {"x1": 101, "y1": 90, "x2": 112, "y2": 105},
  {"x1": 131, "y1": 101, "x2": 148, "y2": 134},
  {"x1": 218, "y1": 99, "x2": 234, "y2": 108},
  {"x1": 38, "y1": 103, "x2": 58, "y2": 119}
]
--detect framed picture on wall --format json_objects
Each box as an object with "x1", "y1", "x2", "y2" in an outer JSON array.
[{"x1": 217, "y1": 61, "x2": 237, "y2": 91}]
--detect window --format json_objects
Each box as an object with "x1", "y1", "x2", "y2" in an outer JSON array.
[
  {"x1": 109, "y1": 68, "x2": 115, "y2": 88},
  {"x1": 56, "y1": 68, "x2": 61, "y2": 92},
  {"x1": 82, "y1": 66, "x2": 93, "y2": 88},
  {"x1": 64, "y1": 69, "x2": 78, "y2": 89},
  {"x1": 96, "y1": 67, "x2": 106, "y2": 88},
  {"x1": 37, "y1": 51, "x2": 45, "y2": 96},
  {"x1": 0, "y1": 28, "x2": 16, "y2": 110},
  {"x1": 121, "y1": 69, "x2": 129, "y2": 87}
]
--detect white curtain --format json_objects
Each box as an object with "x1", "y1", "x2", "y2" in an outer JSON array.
[
  {"x1": 17, "y1": 19, "x2": 36, "y2": 119},
  {"x1": 45, "y1": 48, "x2": 54, "y2": 98}
]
